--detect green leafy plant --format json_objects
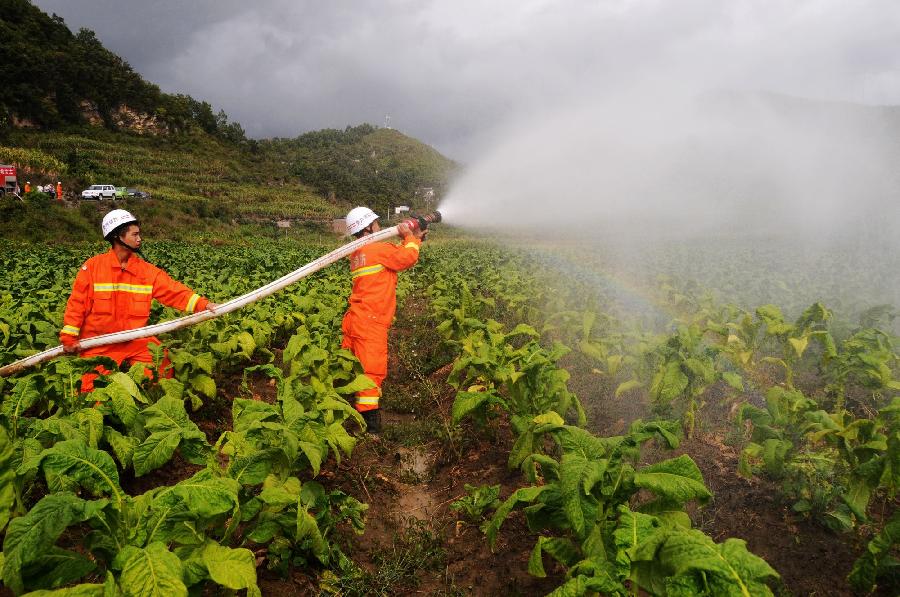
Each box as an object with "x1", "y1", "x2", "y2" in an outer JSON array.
[{"x1": 449, "y1": 483, "x2": 500, "y2": 524}]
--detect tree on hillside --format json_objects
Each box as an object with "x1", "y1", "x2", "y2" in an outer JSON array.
[
  {"x1": 273, "y1": 124, "x2": 454, "y2": 215},
  {"x1": 0, "y1": 0, "x2": 247, "y2": 143}
]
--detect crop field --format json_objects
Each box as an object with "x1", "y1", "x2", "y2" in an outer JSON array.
[{"x1": 0, "y1": 235, "x2": 897, "y2": 596}]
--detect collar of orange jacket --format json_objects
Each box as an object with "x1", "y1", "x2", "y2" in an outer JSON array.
[{"x1": 103, "y1": 248, "x2": 141, "y2": 271}]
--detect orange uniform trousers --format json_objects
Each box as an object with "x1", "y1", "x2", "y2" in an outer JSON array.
[
  {"x1": 341, "y1": 310, "x2": 388, "y2": 412},
  {"x1": 78, "y1": 338, "x2": 173, "y2": 392}
]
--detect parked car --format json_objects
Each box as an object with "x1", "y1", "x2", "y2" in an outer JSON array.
[
  {"x1": 126, "y1": 188, "x2": 151, "y2": 199},
  {"x1": 81, "y1": 185, "x2": 117, "y2": 200}
]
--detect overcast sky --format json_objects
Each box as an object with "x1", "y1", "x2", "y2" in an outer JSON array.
[{"x1": 31, "y1": 0, "x2": 900, "y2": 159}]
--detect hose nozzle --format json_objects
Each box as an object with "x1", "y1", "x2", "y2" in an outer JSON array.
[{"x1": 403, "y1": 211, "x2": 442, "y2": 233}]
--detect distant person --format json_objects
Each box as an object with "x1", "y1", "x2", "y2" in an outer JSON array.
[
  {"x1": 60, "y1": 209, "x2": 218, "y2": 392},
  {"x1": 24, "y1": 181, "x2": 31, "y2": 193},
  {"x1": 340, "y1": 206, "x2": 425, "y2": 433},
  {"x1": 56, "y1": 181, "x2": 63, "y2": 200}
]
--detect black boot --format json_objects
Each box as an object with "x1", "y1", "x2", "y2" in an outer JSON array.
[{"x1": 361, "y1": 409, "x2": 381, "y2": 434}]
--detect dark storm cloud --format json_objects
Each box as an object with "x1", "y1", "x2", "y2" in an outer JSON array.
[{"x1": 31, "y1": 1, "x2": 900, "y2": 158}]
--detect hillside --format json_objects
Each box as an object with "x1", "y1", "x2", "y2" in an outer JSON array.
[
  {"x1": 265, "y1": 124, "x2": 457, "y2": 217},
  {"x1": 0, "y1": 0, "x2": 242, "y2": 139},
  {"x1": 0, "y1": 126, "x2": 344, "y2": 242},
  {"x1": 0, "y1": 121, "x2": 456, "y2": 243}
]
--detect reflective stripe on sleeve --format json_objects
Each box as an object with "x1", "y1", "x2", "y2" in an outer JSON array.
[
  {"x1": 185, "y1": 294, "x2": 200, "y2": 313},
  {"x1": 92, "y1": 283, "x2": 153, "y2": 294},
  {"x1": 404, "y1": 242, "x2": 420, "y2": 251},
  {"x1": 61, "y1": 325, "x2": 80, "y2": 336},
  {"x1": 350, "y1": 264, "x2": 385, "y2": 279}
]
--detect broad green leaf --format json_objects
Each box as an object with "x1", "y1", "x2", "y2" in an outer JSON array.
[
  {"x1": 650, "y1": 362, "x2": 688, "y2": 403},
  {"x1": 546, "y1": 559, "x2": 624, "y2": 596},
  {"x1": 296, "y1": 505, "x2": 328, "y2": 562},
  {"x1": 200, "y1": 541, "x2": 259, "y2": 592},
  {"x1": 158, "y1": 379, "x2": 184, "y2": 400},
  {"x1": 508, "y1": 431, "x2": 535, "y2": 470},
  {"x1": 841, "y1": 479, "x2": 871, "y2": 522},
  {"x1": 532, "y1": 411, "x2": 566, "y2": 430},
  {"x1": 100, "y1": 383, "x2": 139, "y2": 427},
  {"x1": 298, "y1": 440, "x2": 324, "y2": 476},
  {"x1": 133, "y1": 397, "x2": 209, "y2": 475},
  {"x1": 190, "y1": 374, "x2": 216, "y2": 400},
  {"x1": 30, "y1": 440, "x2": 123, "y2": 503},
  {"x1": 20, "y1": 547, "x2": 96, "y2": 593},
  {"x1": 141, "y1": 396, "x2": 199, "y2": 436},
  {"x1": 112, "y1": 542, "x2": 187, "y2": 597},
  {"x1": 633, "y1": 455, "x2": 711, "y2": 505},
  {"x1": 658, "y1": 529, "x2": 778, "y2": 597},
  {"x1": 159, "y1": 471, "x2": 240, "y2": 519},
  {"x1": 228, "y1": 449, "x2": 278, "y2": 485},
  {"x1": 614, "y1": 506, "x2": 671, "y2": 592},
  {"x1": 72, "y1": 409, "x2": 104, "y2": 449},
  {"x1": 615, "y1": 379, "x2": 643, "y2": 398},
  {"x1": 722, "y1": 372, "x2": 744, "y2": 392},
  {"x1": 20, "y1": 583, "x2": 105, "y2": 596},
  {"x1": 323, "y1": 422, "x2": 357, "y2": 463},
  {"x1": 2, "y1": 493, "x2": 107, "y2": 595},
  {"x1": 104, "y1": 427, "x2": 139, "y2": 469},
  {"x1": 559, "y1": 453, "x2": 591, "y2": 537},
  {"x1": 486, "y1": 485, "x2": 552, "y2": 549},
  {"x1": 259, "y1": 486, "x2": 300, "y2": 509},
  {"x1": 788, "y1": 336, "x2": 808, "y2": 358},
  {"x1": 848, "y1": 509, "x2": 900, "y2": 593},
  {"x1": 0, "y1": 426, "x2": 16, "y2": 532},
  {"x1": 756, "y1": 305, "x2": 793, "y2": 336},
  {"x1": 528, "y1": 536, "x2": 580, "y2": 577},
  {"x1": 451, "y1": 390, "x2": 495, "y2": 424},
  {"x1": 3, "y1": 378, "x2": 40, "y2": 434},
  {"x1": 760, "y1": 439, "x2": 792, "y2": 478},
  {"x1": 133, "y1": 432, "x2": 181, "y2": 477},
  {"x1": 334, "y1": 374, "x2": 377, "y2": 395}
]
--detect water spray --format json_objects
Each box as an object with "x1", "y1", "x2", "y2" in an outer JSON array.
[{"x1": 0, "y1": 211, "x2": 443, "y2": 378}]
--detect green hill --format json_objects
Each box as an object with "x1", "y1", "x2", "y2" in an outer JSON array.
[
  {"x1": 266, "y1": 124, "x2": 457, "y2": 217},
  {"x1": 0, "y1": 2, "x2": 456, "y2": 243},
  {"x1": 0, "y1": 126, "x2": 346, "y2": 242},
  {"x1": 0, "y1": 0, "x2": 241, "y2": 139}
]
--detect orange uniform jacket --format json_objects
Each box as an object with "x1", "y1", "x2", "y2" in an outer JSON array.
[
  {"x1": 341, "y1": 235, "x2": 421, "y2": 410},
  {"x1": 60, "y1": 249, "x2": 208, "y2": 367}
]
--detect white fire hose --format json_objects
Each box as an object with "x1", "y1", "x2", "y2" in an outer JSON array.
[{"x1": 0, "y1": 226, "x2": 406, "y2": 378}]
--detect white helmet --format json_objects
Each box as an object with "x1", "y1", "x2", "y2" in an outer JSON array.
[
  {"x1": 101, "y1": 209, "x2": 139, "y2": 239},
  {"x1": 345, "y1": 206, "x2": 379, "y2": 235}
]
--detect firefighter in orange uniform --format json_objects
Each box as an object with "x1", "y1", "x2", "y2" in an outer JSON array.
[
  {"x1": 60, "y1": 209, "x2": 218, "y2": 391},
  {"x1": 56, "y1": 181, "x2": 63, "y2": 200},
  {"x1": 341, "y1": 206, "x2": 424, "y2": 432}
]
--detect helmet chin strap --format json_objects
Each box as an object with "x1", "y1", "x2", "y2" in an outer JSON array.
[{"x1": 115, "y1": 237, "x2": 142, "y2": 254}]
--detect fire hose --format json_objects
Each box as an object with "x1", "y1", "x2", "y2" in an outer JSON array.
[{"x1": 0, "y1": 212, "x2": 441, "y2": 378}]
